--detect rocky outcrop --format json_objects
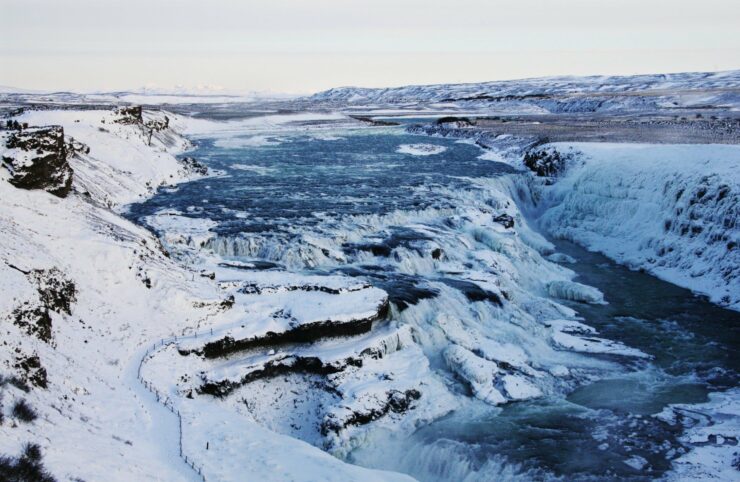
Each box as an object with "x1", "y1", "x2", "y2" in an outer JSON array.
[
  {"x1": 7, "y1": 266, "x2": 76, "y2": 345},
  {"x1": 178, "y1": 157, "x2": 208, "y2": 176},
  {"x1": 199, "y1": 354, "x2": 359, "y2": 398},
  {"x1": 2, "y1": 126, "x2": 73, "y2": 197},
  {"x1": 349, "y1": 115, "x2": 399, "y2": 126},
  {"x1": 113, "y1": 105, "x2": 176, "y2": 146},
  {"x1": 113, "y1": 106, "x2": 144, "y2": 125},
  {"x1": 320, "y1": 388, "x2": 421, "y2": 435},
  {"x1": 13, "y1": 354, "x2": 48, "y2": 389},
  {"x1": 523, "y1": 147, "x2": 576, "y2": 177},
  {"x1": 435, "y1": 116, "x2": 475, "y2": 127},
  {"x1": 191, "y1": 299, "x2": 388, "y2": 359},
  {"x1": 493, "y1": 213, "x2": 515, "y2": 229}
]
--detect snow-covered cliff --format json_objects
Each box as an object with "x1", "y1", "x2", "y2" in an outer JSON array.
[{"x1": 528, "y1": 143, "x2": 740, "y2": 311}]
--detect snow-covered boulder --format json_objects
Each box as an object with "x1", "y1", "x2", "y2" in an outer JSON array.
[{"x1": 547, "y1": 280, "x2": 605, "y2": 304}]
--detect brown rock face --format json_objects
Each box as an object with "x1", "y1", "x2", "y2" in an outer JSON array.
[{"x1": 3, "y1": 126, "x2": 73, "y2": 197}]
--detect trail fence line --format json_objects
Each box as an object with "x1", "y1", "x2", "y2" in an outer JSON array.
[{"x1": 137, "y1": 337, "x2": 207, "y2": 482}]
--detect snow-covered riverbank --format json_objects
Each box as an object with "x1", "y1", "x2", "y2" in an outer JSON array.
[
  {"x1": 0, "y1": 108, "x2": 418, "y2": 481},
  {"x1": 1, "y1": 103, "x2": 738, "y2": 481}
]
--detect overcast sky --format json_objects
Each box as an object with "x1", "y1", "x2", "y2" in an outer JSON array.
[{"x1": 1, "y1": 0, "x2": 739, "y2": 93}]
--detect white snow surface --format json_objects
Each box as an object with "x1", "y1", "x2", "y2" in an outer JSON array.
[
  {"x1": 396, "y1": 144, "x2": 447, "y2": 156},
  {"x1": 2, "y1": 105, "x2": 736, "y2": 481},
  {"x1": 0, "y1": 108, "x2": 414, "y2": 482},
  {"x1": 0, "y1": 111, "x2": 221, "y2": 481},
  {"x1": 535, "y1": 142, "x2": 740, "y2": 310},
  {"x1": 309, "y1": 70, "x2": 740, "y2": 111},
  {"x1": 659, "y1": 389, "x2": 740, "y2": 480},
  {"x1": 11, "y1": 109, "x2": 199, "y2": 207}
]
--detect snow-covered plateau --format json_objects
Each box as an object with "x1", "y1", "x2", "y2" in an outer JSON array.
[{"x1": 1, "y1": 70, "x2": 739, "y2": 482}]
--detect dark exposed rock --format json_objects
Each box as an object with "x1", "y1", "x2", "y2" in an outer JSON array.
[
  {"x1": 220, "y1": 295, "x2": 235, "y2": 310},
  {"x1": 439, "y1": 93, "x2": 548, "y2": 103},
  {"x1": 493, "y1": 213, "x2": 515, "y2": 229},
  {"x1": 29, "y1": 268, "x2": 76, "y2": 316},
  {"x1": 435, "y1": 116, "x2": 474, "y2": 127},
  {"x1": 179, "y1": 157, "x2": 208, "y2": 176},
  {"x1": 195, "y1": 301, "x2": 387, "y2": 359},
  {"x1": 238, "y1": 282, "x2": 369, "y2": 296},
  {"x1": 523, "y1": 147, "x2": 573, "y2": 177},
  {"x1": 344, "y1": 228, "x2": 433, "y2": 259},
  {"x1": 198, "y1": 355, "x2": 358, "y2": 397},
  {"x1": 349, "y1": 115, "x2": 399, "y2": 126},
  {"x1": 0, "y1": 442, "x2": 56, "y2": 482},
  {"x1": 113, "y1": 106, "x2": 143, "y2": 125},
  {"x1": 335, "y1": 267, "x2": 439, "y2": 312},
  {"x1": 11, "y1": 305, "x2": 52, "y2": 343},
  {"x1": 2, "y1": 126, "x2": 73, "y2": 197},
  {"x1": 66, "y1": 137, "x2": 90, "y2": 156},
  {"x1": 321, "y1": 389, "x2": 421, "y2": 435},
  {"x1": 145, "y1": 114, "x2": 170, "y2": 132},
  {"x1": 13, "y1": 355, "x2": 47, "y2": 389},
  {"x1": 440, "y1": 278, "x2": 503, "y2": 305},
  {"x1": 7, "y1": 267, "x2": 75, "y2": 345}
]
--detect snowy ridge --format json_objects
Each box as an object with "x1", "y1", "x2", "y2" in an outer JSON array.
[
  {"x1": 310, "y1": 70, "x2": 740, "y2": 106},
  {"x1": 0, "y1": 112, "x2": 223, "y2": 480},
  {"x1": 10, "y1": 108, "x2": 200, "y2": 207}
]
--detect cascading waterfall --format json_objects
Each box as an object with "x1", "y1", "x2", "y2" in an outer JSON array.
[{"x1": 127, "y1": 124, "x2": 740, "y2": 481}]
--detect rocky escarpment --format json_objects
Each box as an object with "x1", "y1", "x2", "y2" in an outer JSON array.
[
  {"x1": 2, "y1": 126, "x2": 73, "y2": 197},
  {"x1": 196, "y1": 306, "x2": 386, "y2": 359},
  {"x1": 536, "y1": 143, "x2": 740, "y2": 310},
  {"x1": 178, "y1": 277, "x2": 390, "y2": 359},
  {"x1": 522, "y1": 146, "x2": 582, "y2": 178},
  {"x1": 140, "y1": 261, "x2": 451, "y2": 454},
  {"x1": 114, "y1": 106, "x2": 175, "y2": 146},
  {"x1": 406, "y1": 122, "x2": 542, "y2": 161}
]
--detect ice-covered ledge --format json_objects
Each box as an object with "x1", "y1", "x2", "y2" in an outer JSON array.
[{"x1": 527, "y1": 142, "x2": 740, "y2": 311}]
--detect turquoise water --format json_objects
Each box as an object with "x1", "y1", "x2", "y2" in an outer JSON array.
[
  {"x1": 128, "y1": 125, "x2": 739, "y2": 481},
  {"x1": 350, "y1": 240, "x2": 739, "y2": 481}
]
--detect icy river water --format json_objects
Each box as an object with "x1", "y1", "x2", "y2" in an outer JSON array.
[{"x1": 128, "y1": 123, "x2": 739, "y2": 481}]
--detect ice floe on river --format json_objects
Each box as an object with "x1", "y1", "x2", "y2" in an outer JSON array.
[{"x1": 396, "y1": 143, "x2": 447, "y2": 156}]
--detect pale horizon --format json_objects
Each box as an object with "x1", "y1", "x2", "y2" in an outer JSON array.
[{"x1": 2, "y1": 0, "x2": 740, "y2": 94}]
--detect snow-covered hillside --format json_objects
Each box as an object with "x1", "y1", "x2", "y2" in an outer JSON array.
[
  {"x1": 309, "y1": 70, "x2": 740, "y2": 110},
  {"x1": 0, "y1": 108, "x2": 420, "y2": 481}
]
